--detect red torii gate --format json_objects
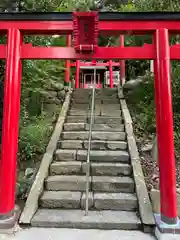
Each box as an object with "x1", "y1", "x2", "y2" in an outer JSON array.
[
  {"x1": 64, "y1": 35, "x2": 126, "y2": 88},
  {"x1": 0, "y1": 11, "x2": 179, "y2": 235}
]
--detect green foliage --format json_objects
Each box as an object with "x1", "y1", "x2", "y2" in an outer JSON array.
[
  {"x1": 126, "y1": 66, "x2": 180, "y2": 157},
  {"x1": 17, "y1": 35, "x2": 66, "y2": 162},
  {"x1": 120, "y1": 0, "x2": 180, "y2": 158},
  {"x1": 16, "y1": 0, "x2": 97, "y2": 163},
  {"x1": 18, "y1": 116, "x2": 53, "y2": 162},
  {"x1": 126, "y1": 76, "x2": 156, "y2": 134},
  {"x1": 21, "y1": 0, "x2": 96, "y2": 12},
  {"x1": 134, "y1": 0, "x2": 180, "y2": 12}
]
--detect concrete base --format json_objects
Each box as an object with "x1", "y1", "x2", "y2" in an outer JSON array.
[
  {"x1": 154, "y1": 214, "x2": 180, "y2": 235},
  {"x1": 155, "y1": 227, "x2": 180, "y2": 240},
  {"x1": 0, "y1": 228, "x2": 156, "y2": 240},
  {"x1": 0, "y1": 205, "x2": 21, "y2": 233}
]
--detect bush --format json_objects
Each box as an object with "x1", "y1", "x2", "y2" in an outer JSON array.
[
  {"x1": 126, "y1": 65, "x2": 180, "y2": 158},
  {"x1": 18, "y1": 116, "x2": 53, "y2": 162},
  {"x1": 125, "y1": 76, "x2": 156, "y2": 134}
]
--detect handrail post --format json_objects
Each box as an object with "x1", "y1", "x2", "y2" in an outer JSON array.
[
  {"x1": 120, "y1": 35, "x2": 125, "y2": 85},
  {"x1": 85, "y1": 65, "x2": 96, "y2": 216}
]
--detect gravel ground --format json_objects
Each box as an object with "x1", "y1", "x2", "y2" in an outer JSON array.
[{"x1": 134, "y1": 134, "x2": 180, "y2": 192}]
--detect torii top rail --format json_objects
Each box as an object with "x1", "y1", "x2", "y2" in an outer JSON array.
[
  {"x1": 0, "y1": 12, "x2": 180, "y2": 59},
  {"x1": 0, "y1": 11, "x2": 180, "y2": 234}
]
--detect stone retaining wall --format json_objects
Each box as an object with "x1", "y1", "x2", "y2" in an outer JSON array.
[{"x1": 43, "y1": 83, "x2": 67, "y2": 116}]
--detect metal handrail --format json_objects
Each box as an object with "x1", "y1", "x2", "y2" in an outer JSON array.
[{"x1": 85, "y1": 67, "x2": 96, "y2": 216}]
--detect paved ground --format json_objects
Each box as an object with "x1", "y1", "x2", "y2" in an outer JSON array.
[{"x1": 0, "y1": 228, "x2": 156, "y2": 240}]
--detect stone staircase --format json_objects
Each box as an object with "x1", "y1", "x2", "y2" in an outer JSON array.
[{"x1": 31, "y1": 88, "x2": 141, "y2": 230}]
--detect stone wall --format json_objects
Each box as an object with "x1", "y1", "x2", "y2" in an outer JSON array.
[{"x1": 43, "y1": 83, "x2": 67, "y2": 117}]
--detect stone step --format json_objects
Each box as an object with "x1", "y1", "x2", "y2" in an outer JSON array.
[
  {"x1": 61, "y1": 131, "x2": 126, "y2": 141},
  {"x1": 50, "y1": 161, "x2": 82, "y2": 175},
  {"x1": 40, "y1": 191, "x2": 137, "y2": 211},
  {"x1": 40, "y1": 191, "x2": 93, "y2": 209},
  {"x1": 50, "y1": 162, "x2": 132, "y2": 176},
  {"x1": 72, "y1": 94, "x2": 118, "y2": 101},
  {"x1": 64, "y1": 123, "x2": 86, "y2": 131},
  {"x1": 101, "y1": 109, "x2": 121, "y2": 117},
  {"x1": 102, "y1": 99, "x2": 119, "y2": 104},
  {"x1": 100, "y1": 104, "x2": 120, "y2": 109},
  {"x1": 94, "y1": 95, "x2": 118, "y2": 100},
  {"x1": 45, "y1": 175, "x2": 134, "y2": 193},
  {"x1": 92, "y1": 176, "x2": 135, "y2": 193},
  {"x1": 72, "y1": 89, "x2": 91, "y2": 95},
  {"x1": 55, "y1": 149, "x2": 129, "y2": 163},
  {"x1": 70, "y1": 104, "x2": 121, "y2": 111},
  {"x1": 31, "y1": 209, "x2": 141, "y2": 230},
  {"x1": 76, "y1": 150, "x2": 129, "y2": 163},
  {"x1": 83, "y1": 162, "x2": 132, "y2": 176},
  {"x1": 65, "y1": 116, "x2": 123, "y2": 124},
  {"x1": 63, "y1": 123, "x2": 124, "y2": 131},
  {"x1": 68, "y1": 109, "x2": 101, "y2": 116},
  {"x1": 71, "y1": 97, "x2": 102, "y2": 102},
  {"x1": 81, "y1": 192, "x2": 94, "y2": 209},
  {"x1": 40, "y1": 191, "x2": 81, "y2": 209},
  {"x1": 71, "y1": 96, "x2": 90, "y2": 100},
  {"x1": 72, "y1": 95, "x2": 90, "y2": 99},
  {"x1": 55, "y1": 149, "x2": 77, "y2": 161},
  {"x1": 70, "y1": 104, "x2": 90, "y2": 110},
  {"x1": 72, "y1": 99, "x2": 90, "y2": 104},
  {"x1": 97, "y1": 88, "x2": 118, "y2": 95},
  {"x1": 68, "y1": 109, "x2": 122, "y2": 117},
  {"x1": 94, "y1": 193, "x2": 138, "y2": 211},
  {"x1": 59, "y1": 140, "x2": 127, "y2": 150},
  {"x1": 45, "y1": 175, "x2": 89, "y2": 191}
]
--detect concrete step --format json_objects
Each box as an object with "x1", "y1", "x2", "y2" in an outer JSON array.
[
  {"x1": 94, "y1": 193, "x2": 138, "y2": 211},
  {"x1": 92, "y1": 176, "x2": 135, "y2": 193},
  {"x1": 55, "y1": 149, "x2": 129, "y2": 163},
  {"x1": 40, "y1": 191, "x2": 93, "y2": 209},
  {"x1": 50, "y1": 161, "x2": 131, "y2": 176},
  {"x1": 45, "y1": 175, "x2": 89, "y2": 191},
  {"x1": 63, "y1": 123, "x2": 124, "y2": 131},
  {"x1": 65, "y1": 116, "x2": 123, "y2": 124},
  {"x1": 45, "y1": 175, "x2": 134, "y2": 193},
  {"x1": 59, "y1": 140, "x2": 127, "y2": 150},
  {"x1": 61, "y1": 131, "x2": 126, "y2": 141},
  {"x1": 31, "y1": 209, "x2": 141, "y2": 230}
]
